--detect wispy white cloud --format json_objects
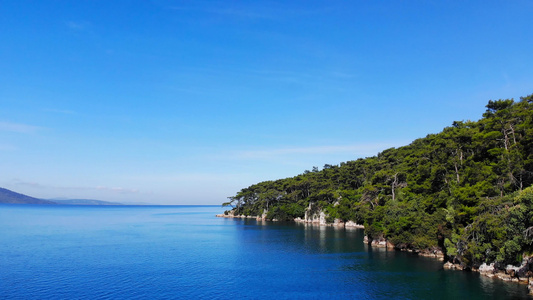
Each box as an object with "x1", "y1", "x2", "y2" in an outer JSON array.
[
  {"x1": 232, "y1": 143, "x2": 404, "y2": 160},
  {"x1": 94, "y1": 186, "x2": 140, "y2": 194},
  {"x1": 0, "y1": 121, "x2": 42, "y2": 134},
  {"x1": 0, "y1": 144, "x2": 17, "y2": 151},
  {"x1": 208, "y1": 7, "x2": 274, "y2": 19},
  {"x1": 10, "y1": 179, "x2": 139, "y2": 194},
  {"x1": 166, "y1": 2, "x2": 334, "y2": 20},
  {"x1": 167, "y1": 3, "x2": 274, "y2": 19},
  {"x1": 11, "y1": 178, "x2": 44, "y2": 188},
  {"x1": 44, "y1": 108, "x2": 76, "y2": 115},
  {"x1": 169, "y1": 65, "x2": 355, "y2": 92},
  {"x1": 124, "y1": 173, "x2": 241, "y2": 183},
  {"x1": 66, "y1": 21, "x2": 91, "y2": 31},
  {"x1": 329, "y1": 71, "x2": 355, "y2": 79}
]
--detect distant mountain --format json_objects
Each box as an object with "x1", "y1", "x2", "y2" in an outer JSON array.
[
  {"x1": 0, "y1": 187, "x2": 125, "y2": 205},
  {"x1": 0, "y1": 187, "x2": 57, "y2": 204},
  {"x1": 51, "y1": 199, "x2": 123, "y2": 205}
]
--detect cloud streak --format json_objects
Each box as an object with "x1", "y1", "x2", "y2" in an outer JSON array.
[
  {"x1": 94, "y1": 186, "x2": 140, "y2": 194},
  {"x1": 11, "y1": 178, "x2": 44, "y2": 188},
  {"x1": 10, "y1": 179, "x2": 140, "y2": 194},
  {"x1": 0, "y1": 144, "x2": 16, "y2": 151},
  {"x1": 167, "y1": 3, "x2": 276, "y2": 20},
  {"x1": 124, "y1": 173, "x2": 242, "y2": 184},
  {"x1": 44, "y1": 108, "x2": 76, "y2": 115},
  {"x1": 0, "y1": 121, "x2": 42, "y2": 134},
  {"x1": 232, "y1": 143, "x2": 405, "y2": 160},
  {"x1": 66, "y1": 21, "x2": 92, "y2": 32},
  {"x1": 166, "y1": 2, "x2": 335, "y2": 20}
]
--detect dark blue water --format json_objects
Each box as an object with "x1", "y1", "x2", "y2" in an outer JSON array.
[{"x1": 0, "y1": 204, "x2": 530, "y2": 299}]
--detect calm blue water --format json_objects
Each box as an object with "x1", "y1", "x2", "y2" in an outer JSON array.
[{"x1": 0, "y1": 204, "x2": 531, "y2": 299}]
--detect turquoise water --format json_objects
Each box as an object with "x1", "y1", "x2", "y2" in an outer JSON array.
[{"x1": 0, "y1": 204, "x2": 531, "y2": 299}]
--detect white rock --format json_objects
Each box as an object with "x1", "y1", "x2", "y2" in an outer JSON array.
[{"x1": 478, "y1": 263, "x2": 494, "y2": 273}]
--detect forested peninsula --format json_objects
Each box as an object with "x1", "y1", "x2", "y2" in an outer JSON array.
[{"x1": 221, "y1": 94, "x2": 533, "y2": 290}]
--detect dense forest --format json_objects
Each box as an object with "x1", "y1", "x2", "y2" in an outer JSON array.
[{"x1": 223, "y1": 94, "x2": 533, "y2": 269}]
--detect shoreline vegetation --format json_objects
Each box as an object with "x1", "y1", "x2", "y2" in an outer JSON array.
[{"x1": 220, "y1": 94, "x2": 533, "y2": 294}]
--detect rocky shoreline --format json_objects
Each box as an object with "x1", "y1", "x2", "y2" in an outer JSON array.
[
  {"x1": 365, "y1": 236, "x2": 533, "y2": 294},
  {"x1": 217, "y1": 210, "x2": 532, "y2": 294},
  {"x1": 443, "y1": 259, "x2": 533, "y2": 293},
  {"x1": 216, "y1": 209, "x2": 364, "y2": 228},
  {"x1": 365, "y1": 235, "x2": 533, "y2": 293},
  {"x1": 363, "y1": 236, "x2": 445, "y2": 260},
  {"x1": 215, "y1": 214, "x2": 365, "y2": 228}
]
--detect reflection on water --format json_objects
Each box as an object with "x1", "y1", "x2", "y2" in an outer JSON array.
[{"x1": 226, "y1": 217, "x2": 531, "y2": 299}]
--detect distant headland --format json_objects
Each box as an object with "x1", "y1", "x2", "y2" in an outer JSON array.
[{"x1": 0, "y1": 187, "x2": 123, "y2": 205}]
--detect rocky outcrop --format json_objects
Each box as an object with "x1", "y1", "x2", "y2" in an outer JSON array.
[
  {"x1": 294, "y1": 203, "x2": 327, "y2": 225},
  {"x1": 294, "y1": 216, "x2": 364, "y2": 228},
  {"x1": 445, "y1": 256, "x2": 533, "y2": 294},
  {"x1": 363, "y1": 235, "x2": 394, "y2": 249},
  {"x1": 293, "y1": 204, "x2": 364, "y2": 228},
  {"x1": 218, "y1": 207, "x2": 364, "y2": 228},
  {"x1": 295, "y1": 207, "x2": 327, "y2": 225},
  {"x1": 216, "y1": 210, "x2": 265, "y2": 220},
  {"x1": 216, "y1": 213, "x2": 262, "y2": 219},
  {"x1": 344, "y1": 220, "x2": 365, "y2": 228},
  {"x1": 364, "y1": 235, "x2": 444, "y2": 260},
  {"x1": 443, "y1": 262, "x2": 464, "y2": 270},
  {"x1": 216, "y1": 208, "x2": 359, "y2": 229},
  {"x1": 475, "y1": 259, "x2": 532, "y2": 284},
  {"x1": 416, "y1": 248, "x2": 445, "y2": 260}
]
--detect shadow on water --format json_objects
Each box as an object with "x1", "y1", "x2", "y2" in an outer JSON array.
[{"x1": 224, "y1": 217, "x2": 532, "y2": 299}]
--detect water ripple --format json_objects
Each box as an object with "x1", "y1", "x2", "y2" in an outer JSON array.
[{"x1": 1, "y1": 205, "x2": 531, "y2": 299}]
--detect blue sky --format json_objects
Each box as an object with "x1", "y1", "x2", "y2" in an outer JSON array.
[{"x1": 1, "y1": 1, "x2": 532, "y2": 204}]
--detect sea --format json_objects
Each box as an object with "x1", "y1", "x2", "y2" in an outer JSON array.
[{"x1": 0, "y1": 204, "x2": 531, "y2": 299}]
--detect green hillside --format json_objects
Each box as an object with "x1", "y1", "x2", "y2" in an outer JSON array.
[{"x1": 224, "y1": 94, "x2": 533, "y2": 269}]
